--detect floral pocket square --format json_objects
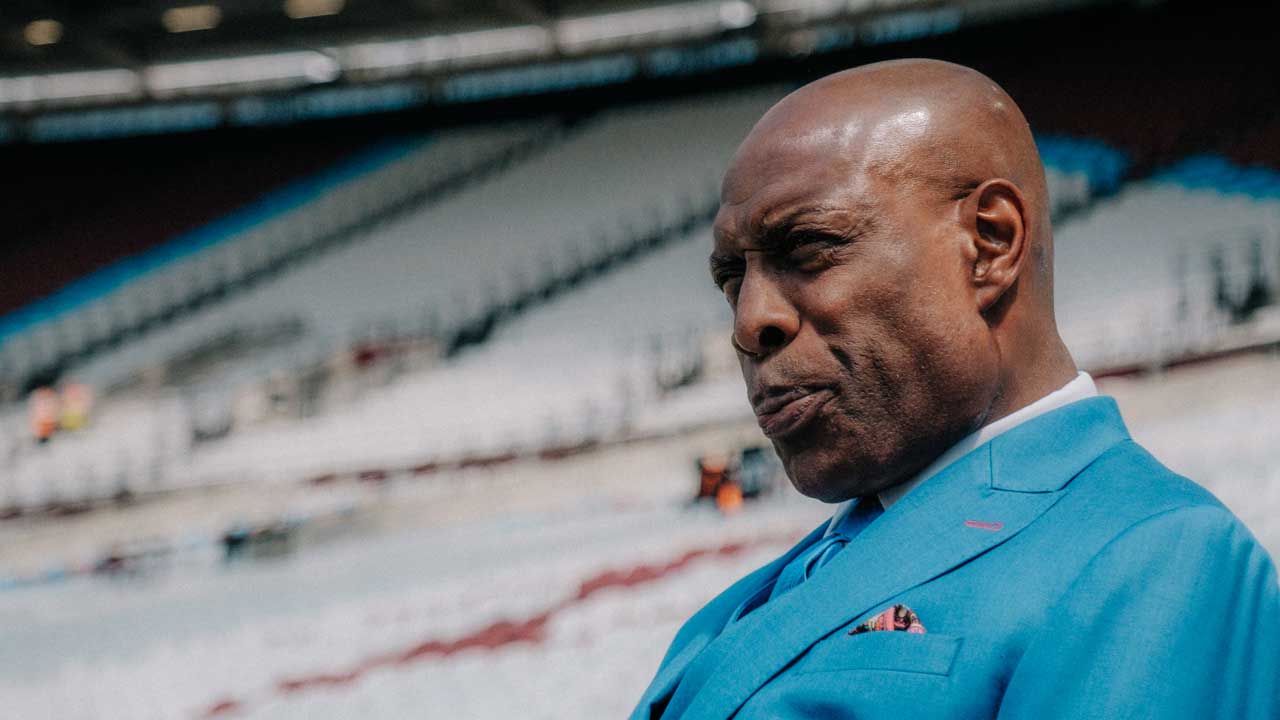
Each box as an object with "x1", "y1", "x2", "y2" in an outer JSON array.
[{"x1": 848, "y1": 604, "x2": 926, "y2": 635}]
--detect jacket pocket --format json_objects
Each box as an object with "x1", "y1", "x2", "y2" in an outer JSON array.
[{"x1": 794, "y1": 632, "x2": 962, "y2": 677}]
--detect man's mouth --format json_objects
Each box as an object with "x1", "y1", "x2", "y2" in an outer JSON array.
[{"x1": 753, "y1": 387, "x2": 835, "y2": 439}]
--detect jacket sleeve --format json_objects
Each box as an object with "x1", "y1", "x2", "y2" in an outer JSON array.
[{"x1": 997, "y1": 504, "x2": 1280, "y2": 720}]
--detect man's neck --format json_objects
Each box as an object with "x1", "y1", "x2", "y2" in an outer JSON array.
[
  {"x1": 823, "y1": 368, "x2": 1097, "y2": 536},
  {"x1": 984, "y1": 334, "x2": 1079, "y2": 429}
]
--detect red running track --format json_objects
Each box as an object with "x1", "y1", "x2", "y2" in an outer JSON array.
[{"x1": 201, "y1": 533, "x2": 795, "y2": 718}]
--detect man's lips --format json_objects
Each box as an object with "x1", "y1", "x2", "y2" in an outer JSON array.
[{"x1": 753, "y1": 387, "x2": 835, "y2": 439}]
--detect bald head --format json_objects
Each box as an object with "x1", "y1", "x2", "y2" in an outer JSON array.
[
  {"x1": 713, "y1": 59, "x2": 1077, "y2": 502},
  {"x1": 725, "y1": 59, "x2": 1054, "y2": 303}
]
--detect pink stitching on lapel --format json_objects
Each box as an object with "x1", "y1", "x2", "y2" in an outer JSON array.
[{"x1": 964, "y1": 520, "x2": 1004, "y2": 531}]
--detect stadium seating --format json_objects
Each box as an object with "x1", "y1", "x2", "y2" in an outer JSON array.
[
  {"x1": 61, "y1": 88, "x2": 784, "y2": 389},
  {"x1": 2, "y1": 86, "x2": 1122, "y2": 401},
  {"x1": 0, "y1": 88, "x2": 784, "y2": 508},
  {"x1": 0, "y1": 119, "x2": 558, "y2": 401},
  {"x1": 1055, "y1": 157, "x2": 1280, "y2": 370},
  {"x1": 5, "y1": 69, "x2": 1278, "y2": 519},
  {"x1": 3, "y1": 354, "x2": 1278, "y2": 720},
  {"x1": 184, "y1": 167, "x2": 1279, "y2": 483},
  {"x1": 0, "y1": 493, "x2": 824, "y2": 720},
  {"x1": 155, "y1": 159, "x2": 1159, "y2": 484},
  {"x1": 1, "y1": 393, "x2": 190, "y2": 511},
  {"x1": 2, "y1": 131, "x2": 380, "y2": 320},
  {"x1": 5, "y1": 124, "x2": 1262, "y2": 512}
]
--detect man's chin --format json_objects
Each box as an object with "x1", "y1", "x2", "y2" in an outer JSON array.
[
  {"x1": 782, "y1": 458, "x2": 862, "y2": 504},
  {"x1": 779, "y1": 444, "x2": 893, "y2": 503}
]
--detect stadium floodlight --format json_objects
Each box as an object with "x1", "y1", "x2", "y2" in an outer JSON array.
[
  {"x1": 754, "y1": 0, "x2": 845, "y2": 19},
  {"x1": 755, "y1": 0, "x2": 926, "y2": 25},
  {"x1": 555, "y1": 0, "x2": 757, "y2": 55},
  {"x1": 0, "y1": 68, "x2": 142, "y2": 109},
  {"x1": 283, "y1": 0, "x2": 346, "y2": 19},
  {"x1": 144, "y1": 51, "x2": 340, "y2": 97},
  {"x1": 161, "y1": 4, "x2": 223, "y2": 33},
  {"x1": 335, "y1": 25, "x2": 554, "y2": 80},
  {"x1": 23, "y1": 19, "x2": 64, "y2": 46}
]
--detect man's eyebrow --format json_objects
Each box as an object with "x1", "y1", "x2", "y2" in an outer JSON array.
[
  {"x1": 708, "y1": 252, "x2": 742, "y2": 279},
  {"x1": 753, "y1": 205, "x2": 861, "y2": 249},
  {"x1": 707, "y1": 209, "x2": 821, "y2": 280},
  {"x1": 710, "y1": 204, "x2": 871, "y2": 268}
]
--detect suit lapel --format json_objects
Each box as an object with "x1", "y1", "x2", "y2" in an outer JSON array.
[
  {"x1": 632, "y1": 523, "x2": 829, "y2": 720},
  {"x1": 671, "y1": 397, "x2": 1130, "y2": 720}
]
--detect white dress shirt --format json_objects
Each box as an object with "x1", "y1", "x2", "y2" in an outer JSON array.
[{"x1": 824, "y1": 371, "x2": 1099, "y2": 536}]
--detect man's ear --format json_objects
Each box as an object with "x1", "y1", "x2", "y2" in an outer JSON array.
[{"x1": 960, "y1": 178, "x2": 1028, "y2": 313}]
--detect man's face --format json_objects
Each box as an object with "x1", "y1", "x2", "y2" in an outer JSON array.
[{"x1": 711, "y1": 115, "x2": 995, "y2": 502}]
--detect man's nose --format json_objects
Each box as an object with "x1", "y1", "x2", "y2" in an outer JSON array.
[{"x1": 732, "y1": 270, "x2": 799, "y2": 358}]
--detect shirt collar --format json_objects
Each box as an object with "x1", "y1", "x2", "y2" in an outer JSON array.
[{"x1": 824, "y1": 371, "x2": 1098, "y2": 536}]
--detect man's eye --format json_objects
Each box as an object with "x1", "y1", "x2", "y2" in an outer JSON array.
[
  {"x1": 719, "y1": 276, "x2": 742, "y2": 298},
  {"x1": 788, "y1": 231, "x2": 841, "y2": 252},
  {"x1": 786, "y1": 235, "x2": 841, "y2": 266}
]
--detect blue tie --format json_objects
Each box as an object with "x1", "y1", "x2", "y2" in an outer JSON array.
[{"x1": 730, "y1": 495, "x2": 884, "y2": 622}]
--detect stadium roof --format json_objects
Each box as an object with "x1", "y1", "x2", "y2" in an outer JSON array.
[
  {"x1": 1, "y1": 0, "x2": 578, "y2": 70},
  {"x1": 0, "y1": 0, "x2": 1135, "y2": 139}
]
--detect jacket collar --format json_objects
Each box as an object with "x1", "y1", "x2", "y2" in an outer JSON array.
[
  {"x1": 989, "y1": 395, "x2": 1128, "y2": 492},
  {"x1": 881, "y1": 371, "x2": 1098, "y2": 506},
  {"x1": 664, "y1": 396, "x2": 1130, "y2": 720}
]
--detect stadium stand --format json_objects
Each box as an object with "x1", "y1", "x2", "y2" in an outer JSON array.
[
  {"x1": 0, "y1": 82, "x2": 1149, "y2": 511},
  {"x1": 0, "y1": 88, "x2": 780, "y2": 506},
  {"x1": 3, "y1": 393, "x2": 189, "y2": 511},
  {"x1": 1, "y1": 131, "x2": 377, "y2": 319},
  {"x1": 61, "y1": 89, "x2": 779, "y2": 388},
  {"x1": 1, "y1": 89, "x2": 1128, "y2": 406},
  {"x1": 3, "y1": 350, "x2": 1278, "y2": 720},
  {"x1": 179, "y1": 151, "x2": 1280, "y2": 481},
  {"x1": 1056, "y1": 159, "x2": 1280, "y2": 371},
  {"x1": 0, "y1": 119, "x2": 559, "y2": 401},
  {"x1": 0, "y1": 490, "x2": 826, "y2": 720}
]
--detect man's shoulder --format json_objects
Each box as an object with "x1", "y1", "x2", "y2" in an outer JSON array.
[
  {"x1": 997, "y1": 438, "x2": 1275, "y2": 636},
  {"x1": 1047, "y1": 436, "x2": 1264, "y2": 562},
  {"x1": 1045, "y1": 463, "x2": 1278, "y2": 626},
  {"x1": 1077, "y1": 436, "x2": 1219, "y2": 505}
]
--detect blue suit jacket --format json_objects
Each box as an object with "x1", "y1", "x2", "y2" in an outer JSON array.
[{"x1": 632, "y1": 397, "x2": 1280, "y2": 719}]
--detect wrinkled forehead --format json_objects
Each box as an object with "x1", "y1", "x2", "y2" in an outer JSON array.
[{"x1": 715, "y1": 111, "x2": 873, "y2": 246}]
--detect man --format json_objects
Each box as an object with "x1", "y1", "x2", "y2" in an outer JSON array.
[{"x1": 632, "y1": 59, "x2": 1279, "y2": 719}]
